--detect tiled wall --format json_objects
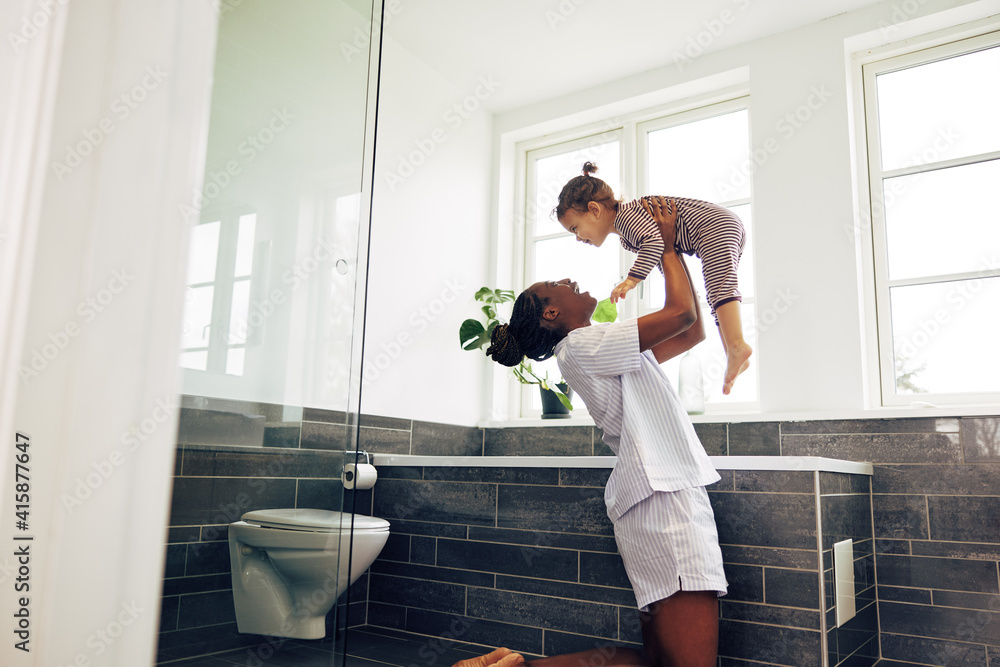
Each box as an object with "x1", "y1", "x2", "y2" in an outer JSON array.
[
  {"x1": 366, "y1": 464, "x2": 874, "y2": 667},
  {"x1": 156, "y1": 402, "x2": 1000, "y2": 667},
  {"x1": 819, "y1": 472, "x2": 878, "y2": 666},
  {"x1": 351, "y1": 415, "x2": 999, "y2": 666}
]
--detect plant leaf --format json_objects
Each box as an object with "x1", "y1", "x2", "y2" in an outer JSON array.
[
  {"x1": 459, "y1": 319, "x2": 488, "y2": 350},
  {"x1": 592, "y1": 298, "x2": 618, "y2": 323},
  {"x1": 555, "y1": 390, "x2": 574, "y2": 411}
]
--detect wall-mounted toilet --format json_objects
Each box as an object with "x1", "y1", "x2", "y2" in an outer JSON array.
[{"x1": 228, "y1": 508, "x2": 390, "y2": 639}]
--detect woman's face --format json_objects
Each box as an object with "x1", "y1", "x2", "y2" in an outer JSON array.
[
  {"x1": 529, "y1": 278, "x2": 597, "y2": 332},
  {"x1": 559, "y1": 203, "x2": 614, "y2": 247}
]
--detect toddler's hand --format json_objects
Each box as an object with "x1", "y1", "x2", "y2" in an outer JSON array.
[{"x1": 611, "y1": 277, "x2": 640, "y2": 304}]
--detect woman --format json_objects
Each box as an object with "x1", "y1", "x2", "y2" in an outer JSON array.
[{"x1": 481, "y1": 197, "x2": 727, "y2": 667}]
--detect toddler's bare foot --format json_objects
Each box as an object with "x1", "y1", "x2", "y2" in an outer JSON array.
[
  {"x1": 453, "y1": 647, "x2": 525, "y2": 667},
  {"x1": 722, "y1": 342, "x2": 752, "y2": 395}
]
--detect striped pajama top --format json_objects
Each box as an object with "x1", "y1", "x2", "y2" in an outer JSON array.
[
  {"x1": 616, "y1": 197, "x2": 746, "y2": 309},
  {"x1": 554, "y1": 319, "x2": 720, "y2": 521}
]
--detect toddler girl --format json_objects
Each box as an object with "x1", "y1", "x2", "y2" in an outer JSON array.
[{"x1": 554, "y1": 162, "x2": 751, "y2": 395}]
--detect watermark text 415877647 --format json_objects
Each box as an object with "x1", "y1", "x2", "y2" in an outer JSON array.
[{"x1": 12, "y1": 432, "x2": 34, "y2": 653}]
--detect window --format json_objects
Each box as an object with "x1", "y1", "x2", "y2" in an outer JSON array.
[
  {"x1": 180, "y1": 210, "x2": 259, "y2": 376},
  {"x1": 862, "y1": 33, "x2": 1000, "y2": 405},
  {"x1": 519, "y1": 98, "x2": 757, "y2": 417}
]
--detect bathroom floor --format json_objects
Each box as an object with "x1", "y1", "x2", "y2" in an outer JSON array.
[
  {"x1": 160, "y1": 626, "x2": 917, "y2": 667},
  {"x1": 162, "y1": 626, "x2": 509, "y2": 667}
]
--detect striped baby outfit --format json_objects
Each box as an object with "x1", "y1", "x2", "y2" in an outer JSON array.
[{"x1": 615, "y1": 197, "x2": 746, "y2": 314}]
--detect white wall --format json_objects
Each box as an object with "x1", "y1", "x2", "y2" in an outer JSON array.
[
  {"x1": 477, "y1": 0, "x2": 998, "y2": 422},
  {"x1": 360, "y1": 35, "x2": 495, "y2": 425}
]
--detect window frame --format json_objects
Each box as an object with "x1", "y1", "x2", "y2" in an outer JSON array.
[
  {"x1": 181, "y1": 206, "x2": 259, "y2": 377},
  {"x1": 861, "y1": 30, "x2": 1000, "y2": 406},
  {"x1": 512, "y1": 95, "x2": 757, "y2": 419}
]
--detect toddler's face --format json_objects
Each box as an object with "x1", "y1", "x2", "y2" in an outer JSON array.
[{"x1": 559, "y1": 205, "x2": 613, "y2": 247}]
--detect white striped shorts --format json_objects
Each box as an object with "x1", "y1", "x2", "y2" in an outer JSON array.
[{"x1": 612, "y1": 486, "x2": 728, "y2": 611}]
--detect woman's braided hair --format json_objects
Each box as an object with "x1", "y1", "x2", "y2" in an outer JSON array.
[
  {"x1": 552, "y1": 161, "x2": 620, "y2": 220},
  {"x1": 485, "y1": 290, "x2": 565, "y2": 368}
]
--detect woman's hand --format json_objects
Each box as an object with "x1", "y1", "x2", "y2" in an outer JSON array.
[{"x1": 642, "y1": 196, "x2": 678, "y2": 248}]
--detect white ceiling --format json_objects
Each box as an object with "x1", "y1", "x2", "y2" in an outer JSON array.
[{"x1": 379, "y1": 0, "x2": 889, "y2": 112}]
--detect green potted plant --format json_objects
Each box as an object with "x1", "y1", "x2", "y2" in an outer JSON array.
[{"x1": 459, "y1": 286, "x2": 617, "y2": 418}]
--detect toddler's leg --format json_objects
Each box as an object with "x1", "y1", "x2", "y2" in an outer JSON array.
[
  {"x1": 697, "y1": 210, "x2": 751, "y2": 395},
  {"x1": 715, "y1": 300, "x2": 751, "y2": 395}
]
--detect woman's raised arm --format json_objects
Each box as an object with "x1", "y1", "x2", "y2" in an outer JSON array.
[{"x1": 636, "y1": 197, "x2": 704, "y2": 360}]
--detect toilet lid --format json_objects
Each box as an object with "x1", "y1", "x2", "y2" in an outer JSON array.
[{"x1": 241, "y1": 509, "x2": 389, "y2": 533}]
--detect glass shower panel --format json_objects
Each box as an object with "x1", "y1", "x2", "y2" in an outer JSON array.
[{"x1": 163, "y1": 0, "x2": 378, "y2": 663}]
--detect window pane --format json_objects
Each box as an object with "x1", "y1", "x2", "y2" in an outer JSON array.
[
  {"x1": 532, "y1": 139, "x2": 620, "y2": 237},
  {"x1": 234, "y1": 213, "x2": 257, "y2": 277},
  {"x1": 533, "y1": 235, "x2": 620, "y2": 300},
  {"x1": 659, "y1": 302, "x2": 758, "y2": 405},
  {"x1": 180, "y1": 285, "x2": 214, "y2": 349},
  {"x1": 876, "y1": 46, "x2": 1000, "y2": 171},
  {"x1": 647, "y1": 109, "x2": 750, "y2": 202},
  {"x1": 226, "y1": 347, "x2": 245, "y2": 376},
  {"x1": 187, "y1": 220, "x2": 220, "y2": 284},
  {"x1": 180, "y1": 350, "x2": 208, "y2": 371},
  {"x1": 228, "y1": 278, "x2": 251, "y2": 345},
  {"x1": 890, "y1": 277, "x2": 1000, "y2": 395},
  {"x1": 883, "y1": 159, "x2": 1000, "y2": 281}
]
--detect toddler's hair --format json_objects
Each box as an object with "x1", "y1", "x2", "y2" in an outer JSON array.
[
  {"x1": 486, "y1": 291, "x2": 564, "y2": 367},
  {"x1": 553, "y1": 162, "x2": 620, "y2": 220}
]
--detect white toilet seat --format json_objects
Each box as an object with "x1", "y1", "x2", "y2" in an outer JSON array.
[{"x1": 241, "y1": 508, "x2": 389, "y2": 533}]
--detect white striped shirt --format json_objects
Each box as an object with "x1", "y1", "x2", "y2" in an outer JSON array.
[{"x1": 554, "y1": 319, "x2": 721, "y2": 521}]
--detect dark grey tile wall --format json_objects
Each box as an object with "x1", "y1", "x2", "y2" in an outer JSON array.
[
  {"x1": 782, "y1": 416, "x2": 999, "y2": 667},
  {"x1": 158, "y1": 400, "x2": 1000, "y2": 667},
  {"x1": 820, "y1": 472, "x2": 877, "y2": 667},
  {"x1": 367, "y1": 465, "x2": 842, "y2": 666}
]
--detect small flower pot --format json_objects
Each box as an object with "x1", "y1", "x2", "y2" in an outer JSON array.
[{"x1": 539, "y1": 383, "x2": 573, "y2": 419}]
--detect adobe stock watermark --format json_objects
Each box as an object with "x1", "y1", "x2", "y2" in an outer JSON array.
[
  {"x1": 178, "y1": 107, "x2": 295, "y2": 224},
  {"x1": 6, "y1": 0, "x2": 70, "y2": 53},
  {"x1": 60, "y1": 395, "x2": 179, "y2": 513},
  {"x1": 54, "y1": 600, "x2": 144, "y2": 666},
  {"x1": 520, "y1": 489, "x2": 602, "y2": 566},
  {"x1": 340, "y1": 0, "x2": 409, "y2": 63},
  {"x1": 214, "y1": 0, "x2": 244, "y2": 20},
  {"x1": 18, "y1": 268, "x2": 135, "y2": 386},
  {"x1": 699, "y1": 287, "x2": 798, "y2": 389},
  {"x1": 49, "y1": 66, "x2": 169, "y2": 181},
  {"x1": 217, "y1": 236, "x2": 344, "y2": 346},
  {"x1": 190, "y1": 454, "x2": 299, "y2": 557},
  {"x1": 382, "y1": 76, "x2": 501, "y2": 192},
  {"x1": 717, "y1": 83, "x2": 834, "y2": 199},
  {"x1": 877, "y1": 0, "x2": 931, "y2": 38},
  {"x1": 363, "y1": 278, "x2": 467, "y2": 383},
  {"x1": 671, "y1": 0, "x2": 753, "y2": 71},
  {"x1": 533, "y1": 118, "x2": 621, "y2": 220},
  {"x1": 893, "y1": 253, "x2": 999, "y2": 362},
  {"x1": 845, "y1": 125, "x2": 959, "y2": 244},
  {"x1": 544, "y1": 0, "x2": 589, "y2": 31}
]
